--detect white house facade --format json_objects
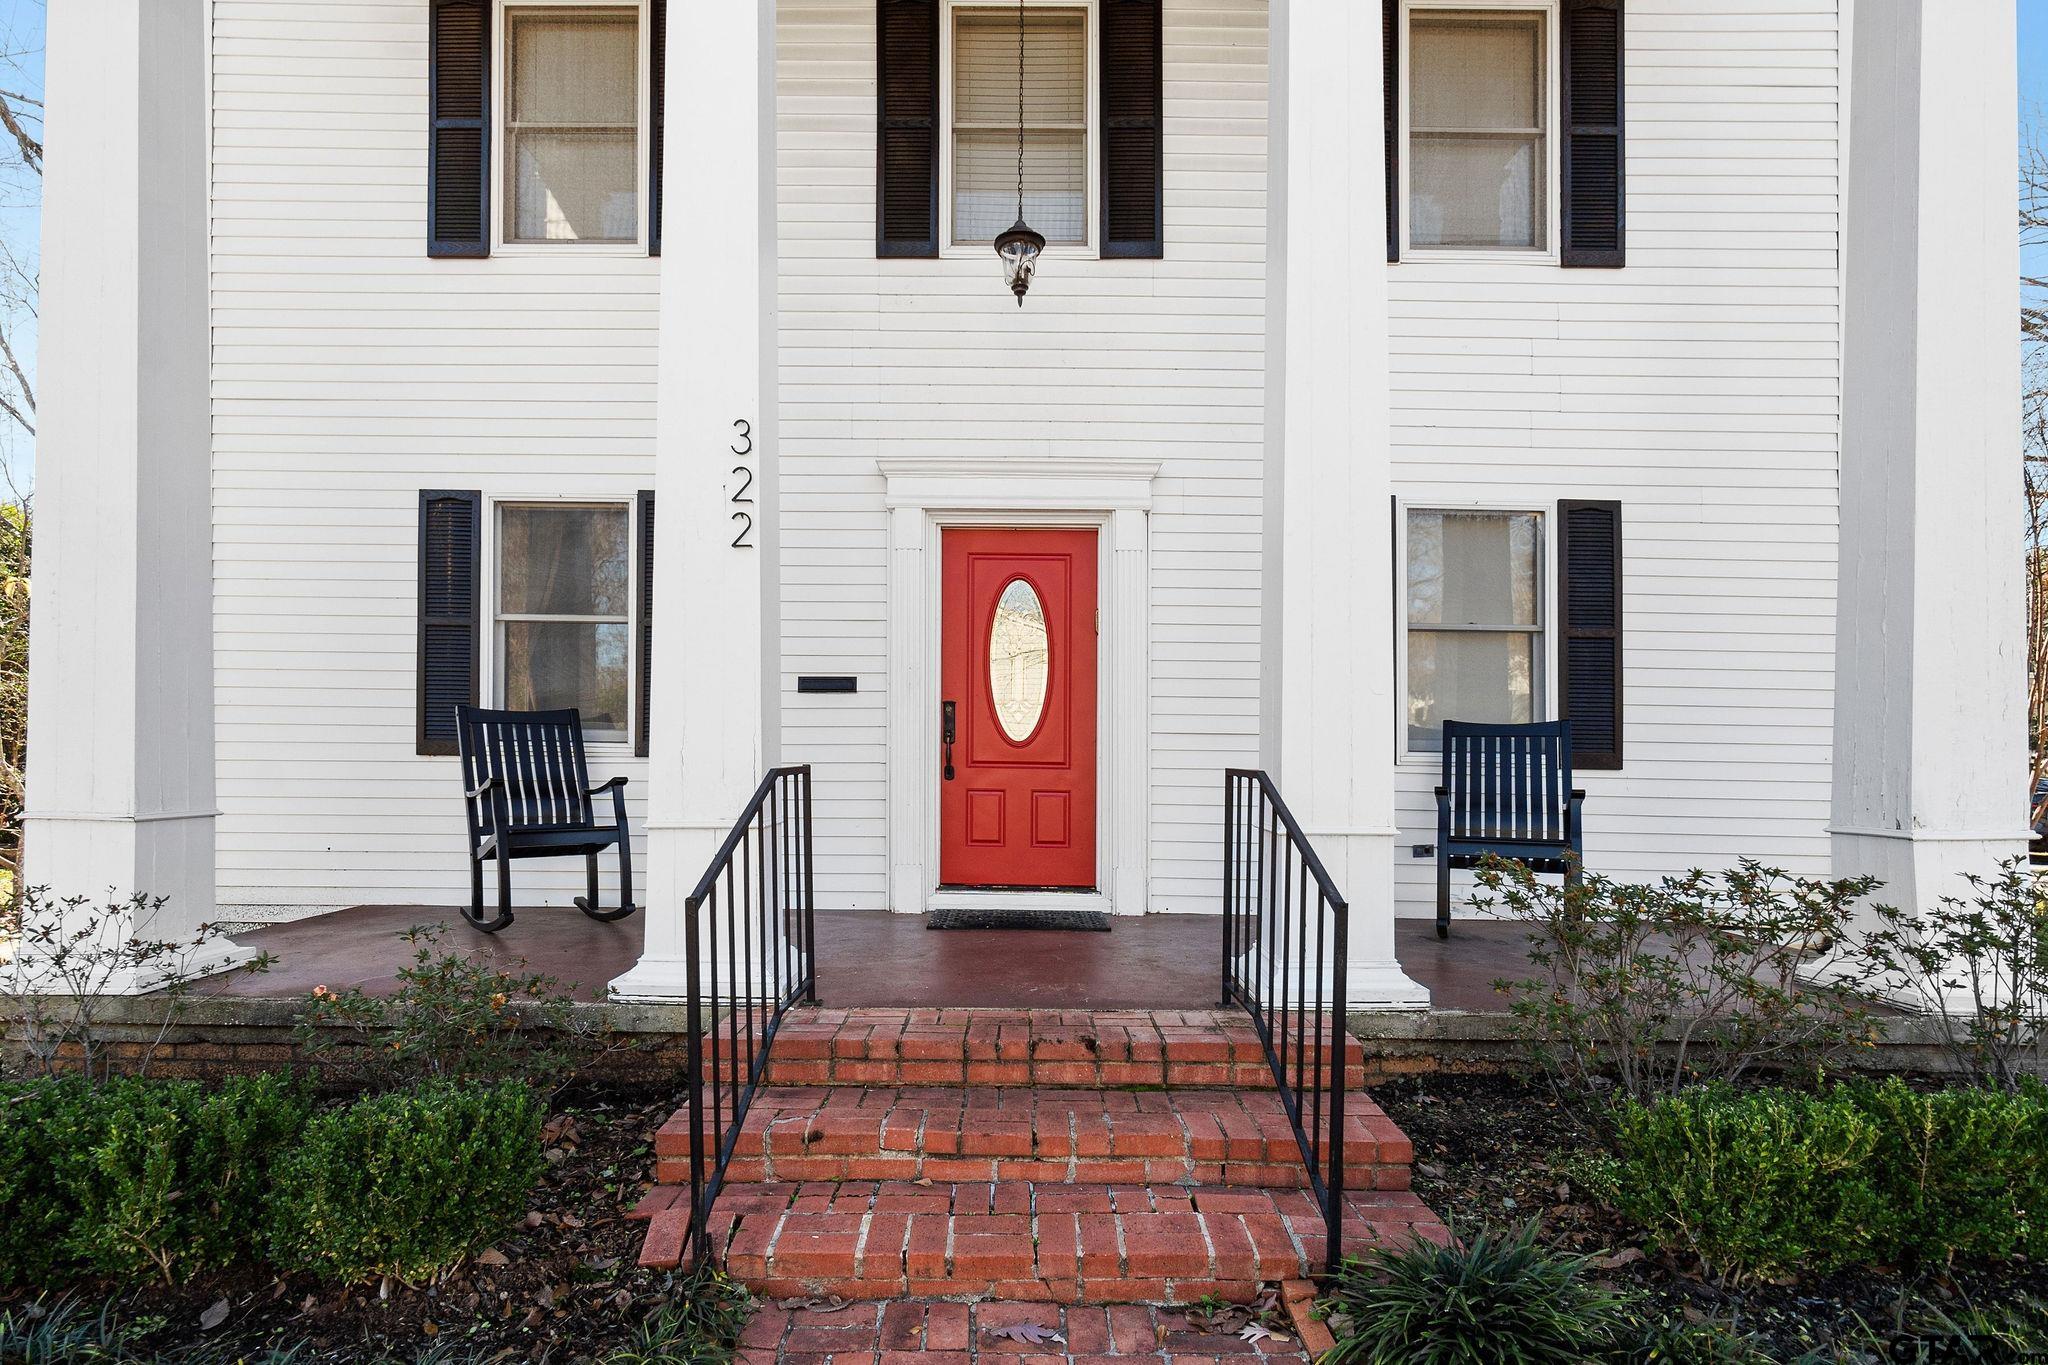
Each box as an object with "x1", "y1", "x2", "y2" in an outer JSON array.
[{"x1": 22, "y1": 0, "x2": 2029, "y2": 1004}]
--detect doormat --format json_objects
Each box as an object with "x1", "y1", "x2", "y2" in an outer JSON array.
[{"x1": 926, "y1": 907, "x2": 1114, "y2": 932}]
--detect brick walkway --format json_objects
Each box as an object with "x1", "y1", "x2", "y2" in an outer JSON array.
[{"x1": 737, "y1": 1299, "x2": 1313, "y2": 1363}]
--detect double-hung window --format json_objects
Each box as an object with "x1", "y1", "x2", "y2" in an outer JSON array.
[
  {"x1": 1405, "y1": 509, "x2": 1545, "y2": 752},
  {"x1": 498, "y1": 1, "x2": 648, "y2": 248},
  {"x1": 1402, "y1": 3, "x2": 1555, "y2": 255},
  {"x1": 947, "y1": 3, "x2": 1092, "y2": 249},
  {"x1": 494, "y1": 503, "x2": 633, "y2": 744}
]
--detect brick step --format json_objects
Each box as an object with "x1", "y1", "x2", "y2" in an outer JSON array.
[
  {"x1": 743, "y1": 1007, "x2": 1366, "y2": 1089},
  {"x1": 633, "y1": 1178, "x2": 1449, "y2": 1304},
  {"x1": 653, "y1": 1086, "x2": 1412, "y2": 1191}
]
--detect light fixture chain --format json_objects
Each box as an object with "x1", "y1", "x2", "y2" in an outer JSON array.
[{"x1": 1016, "y1": 0, "x2": 1026, "y2": 219}]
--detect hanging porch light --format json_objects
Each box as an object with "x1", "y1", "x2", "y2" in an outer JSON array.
[{"x1": 994, "y1": 0, "x2": 1044, "y2": 304}]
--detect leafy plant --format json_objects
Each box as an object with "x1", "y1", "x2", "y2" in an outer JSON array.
[
  {"x1": 1477, "y1": 857, "x2": 1884, "y2": 1107},
  {"x1": 294, "y1": 923, "x2": 618, "y2": 1094},
  {"x1": 1598, "y1": 1081, "x2": 2048, "y2": 1281},
  {"x1": 1840, "y1": 1076, "x2": 2048, "y2": 1265},
  {"x1": 1, "y1": 887, "x2": 272, "y2": 1082},
  {"x1": 0, "y1": 1075, "x2": 98, "y2": 1285},
  {"x1": 265, "y1": 1080, "x2": 544, "y2": 1286},
  {"x1": 1595, "y1": 1086, "x2": 1888, "y2": 1281},
  {"x1": 1863, "y1": 857, "x2": 2048, "y2": 1092},
  {"x1": 0, "y1": 1295, "x2": 141, "y2": 1365},
  {"x1": 1605, "y1": 1308, "x2": 1777, "y2": 1365},
  {"x1": 1319, "y1": 1222, "x2": 1631, "y2": 1365},
  {"x1": 599, "y1": 1270, "x2": 756, "y2": 1365},
  {"x1": 61, "y1": 1073, "x2": 311, "y2": 1284}
]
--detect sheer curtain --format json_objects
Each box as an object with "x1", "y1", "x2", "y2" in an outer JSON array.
[
  {"x1": 952, "y1": 9, "x2": 1087, "y2": 244},
  {"x1": 1408, "y1": 11, "x2": 1545, "y2": 250},
  {"x1": 505, "y1": 9, "x2": 640, "y2": 243}
]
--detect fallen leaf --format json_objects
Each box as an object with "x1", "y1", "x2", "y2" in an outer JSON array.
[
  {"x1": 1241, "y1": 1323, "x2": 1290, "y2": 1345},
  {"x1": 476, "y1": 1248, "x2": 511, "y2": 1267},
  {"x1": 524, "y1": 1211, "x2": 546, "y2": 1228},
  {"x1": 421, "y1": 1322, "x2": 439, "y2": 1337},
  {"x1": 984, "y1": 1323, "x2": 1064, "y2": 1345},
  {"x1": 1594, "y1": 1248, "x2": 1645, "y2": 1270},
  {"x1": 521, "y1": 1307, "x2": 547, "y2": 1330},
  {"x1": 558, "y1": 1213, "x2": 585, "y2": 1229},
  {"x1": 913, "y1": 1176, "x2": 935, "y2": 1187},
  {"x1": 199, "y1": 1299, "x2": 230, "y2": 1332}
]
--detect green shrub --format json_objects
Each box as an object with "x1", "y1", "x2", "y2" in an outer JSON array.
[
  {"x1": 1601, "y1": 1087, "x2": 1887, "y2": 1280},
  {"x1": 0, "y1": 1077, "x2": 100, "y2": 1285},
  {"x1": 61, "y1": 1073, "x2": 311, "y2": 1283},
  {"x1": 1320, "y1": 1222, "x2": 1631, "y2": 1365},
  {"x1": 1603, "y1": 1081, "x2": 2048, "y2": 1280},
  {"x1": 295, "y1": 923, "x2": 617, "y2": 1095},
  {"x1": 1840, "y1": 1076, "x2": 2048, "y2": 1264},
  {"x1": 266, "y1": 1081, "x2": 544, "y2": 1285}
]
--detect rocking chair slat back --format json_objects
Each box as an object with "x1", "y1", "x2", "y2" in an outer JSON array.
[
  {"x1": 1443, "y1": 719, "x2": 1572, "y2": 843},
  {"x1": 459, "y1": 706, "x2": 595, "y2": 831}
]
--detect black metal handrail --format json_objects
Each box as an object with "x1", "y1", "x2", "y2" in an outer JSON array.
[
  {"x1": 1221, "y1": 768, "x2": 1349, "y2": 1276},
  {"x1": 682, "y1": 764, "x2": 817, "y2": 1270}
]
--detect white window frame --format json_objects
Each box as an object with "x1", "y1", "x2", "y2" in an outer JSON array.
[
  {"x1": 1395, "y1": 499, "x2": 1554, "y2": 764},
  {"x1": 491, "y1": 0, "x2": 653, "y2": 256},
  {"x1": 1398, "y1": 0, "x2": 1562, "y2": 264},
  {"x1": 485, "y1": 494, "x2": 640, "y2": 752},
  {"x1": 938, "y1": 0, "x2": 1100, "y2": 259}
]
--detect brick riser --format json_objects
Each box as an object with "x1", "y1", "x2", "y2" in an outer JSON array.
[
  {"x1": 633, "y1": 1179, "x2": 1451, "y2": 1304},
  {"x1": 748, "y1": 1008, "x2": 1368, "y2": 1091},
  {"x1": 652, "y1": 1087, "x2": 1413, "y2": 1193}
]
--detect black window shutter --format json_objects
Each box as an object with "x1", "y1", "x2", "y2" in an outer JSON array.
[
  {"x1": 1557, "y1": 500, "x2": 1623, "y2": 770},
  {"x1": 1100, "y1": 0, "x2": 1162, "y2": 259},
  {"x1": 1384, "y1": 0, "x2": 1400, "y2": 264},
  {"x1": 649, "y1": 0, "x2": 666, "y2": 257},
  {"x1": 418, "y1": 491, "x2": 482, "y2": 756},
  {"x1": 876, "y1": 0, "x2": 939, "y2": 257},
  {"x1": 635, "y1": 490, "x2": 655, "y2": 758},
  {"x1": 428, "y1": 0, "x2": 490, "y2": 258},
  {"x1": 1560, "y1": 0, "x2": 1624, "y2": 268}
]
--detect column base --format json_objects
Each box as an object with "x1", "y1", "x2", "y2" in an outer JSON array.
[
  {"x1": 1830, "y1": 828, "x2": 2031, "y2": 921},
  {"x1": 1344, "y1": 961, "x2": 1433, "y2": 1012}
]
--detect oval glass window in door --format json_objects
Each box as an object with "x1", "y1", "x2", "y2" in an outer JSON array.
[{"x1": 989, "y1": 577, "x2": 1050, "y2": 742}]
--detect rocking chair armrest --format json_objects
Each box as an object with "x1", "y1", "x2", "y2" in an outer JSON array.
[
  {"x1": 465, "y1": 777, "x2": 503, "y2": 801},
  {"x1": 586, "y1": 776, "x2": 629, "y2": 795}
]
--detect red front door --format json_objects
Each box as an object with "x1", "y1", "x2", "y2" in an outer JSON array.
[{"x1": 940, "y1": 528, "x2": 1098, "y2": 888}]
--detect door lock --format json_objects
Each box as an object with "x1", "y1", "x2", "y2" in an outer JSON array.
[{"x1": 942, "y1": 701, "x2": 957, "y2": 781}]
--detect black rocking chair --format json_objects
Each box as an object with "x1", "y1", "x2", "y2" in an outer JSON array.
[
  {"x1": 1435, "y1": 719, "x2": 1585, "y2": 940},
  {"x1": 456, "y1": 704, "x2": 638, "y2": 933}
]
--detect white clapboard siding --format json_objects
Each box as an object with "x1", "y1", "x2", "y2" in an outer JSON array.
[
  {"x1": 1389, "y1": 0, "x2": 1842, "y2": 916},
  {"x1": 210, "y1": 0, "x2": 656, "y2": 917},
  {"x1": 774, "y1": 0, "x2": 1270, "y2": 911}
]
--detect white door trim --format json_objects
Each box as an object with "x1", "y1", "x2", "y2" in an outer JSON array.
[{"x1": 880, "y1": 457, "x2": 1158, "y2": 915}]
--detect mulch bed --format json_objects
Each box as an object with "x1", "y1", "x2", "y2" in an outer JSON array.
[
  {"x1": 1371, "y1": 1072, "x2": 2048, "y2": 1360},
  {"x1": 0, "y1": 1085, "x2": 691, "y2": 1363}
]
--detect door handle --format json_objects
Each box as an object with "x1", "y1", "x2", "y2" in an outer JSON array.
[{"x1": 942, "y1": 701, "x2": 956, "y2": 781}]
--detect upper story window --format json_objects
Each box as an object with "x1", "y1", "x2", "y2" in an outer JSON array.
[
  {"x1": 1405, "y1": 509, "x2": 1544, "y2": 752},
  {"x1": 498, "y1": 1, "x2": 648, "y2": 249},
  {"x1": 495, "y1": 502, "x2": 634, "y2": 744},
  {"x1": 1402, "y1": 3, "x2": 1557, "y2": 256},
  {"x1": 946, "y1": 4, "x2": 1092, "y2": 250}
]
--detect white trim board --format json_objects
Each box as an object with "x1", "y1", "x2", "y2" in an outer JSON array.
[{"x1": 880, "y1": 457, "x2": 1159, "y2": 916}]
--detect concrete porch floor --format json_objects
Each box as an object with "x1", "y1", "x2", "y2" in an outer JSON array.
[{"x1": 205, "y1": 907, "x2": 1524, "y2": 1013}]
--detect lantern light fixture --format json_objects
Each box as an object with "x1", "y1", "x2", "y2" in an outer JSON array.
[{"x1": 994, "y1": 0, "x2": 1043, "y2": 304}]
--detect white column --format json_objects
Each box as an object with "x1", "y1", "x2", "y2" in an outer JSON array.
[
  {"x1": 20, "y1": 0, "x2": 246, "y2": 987},
  {"x1": 612, "y1": 0, "x2": 775, "y2": 1001},
  {"x1": 1264, "y1": 0, "x2": 1427, "y2": 1007},
  {"x1": 1830, "y1": 0, "x2": 2031, "y2": 915}
]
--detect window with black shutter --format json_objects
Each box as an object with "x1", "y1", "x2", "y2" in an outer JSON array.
[
  {"x1": 1557, "y1": 499, "x2": 1623, "y2": 769},
  {"x1": 875, "y1": 0, "x2": 1162, "y2": 261},
  {"x1": 418, "y1": 491, "x2": 483, "y2": 755},
  {"x1": 1388, "y1": 0, "x2": 1624, "y2": 266},
  {"x1": 429, "y1": 0, "x2": 662, "y2": 256}
]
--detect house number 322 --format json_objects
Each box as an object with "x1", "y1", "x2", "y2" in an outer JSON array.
[{"x1": 730, "y1": 419, "x2": 755, "y2": 549}]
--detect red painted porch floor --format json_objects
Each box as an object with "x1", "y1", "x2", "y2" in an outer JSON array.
[{"x1": 208, "y1": 906, "x2": 1528, "y2": 1012}]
